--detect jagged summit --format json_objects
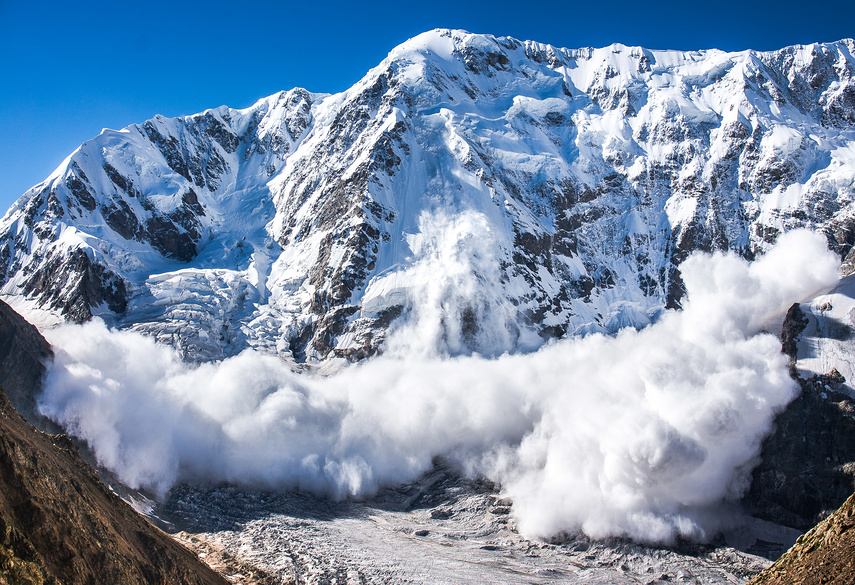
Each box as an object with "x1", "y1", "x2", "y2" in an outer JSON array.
[{"x1": 1, "y1": 31, "x2": 854, "y2": 363}]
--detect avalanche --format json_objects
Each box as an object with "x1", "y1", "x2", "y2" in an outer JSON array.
[
  {"x1": 39, "y1": 230, "x2": 839, "y2": 542},
  {"x1": 2, "y1": 27, "x2": 855, "y2": 549}
]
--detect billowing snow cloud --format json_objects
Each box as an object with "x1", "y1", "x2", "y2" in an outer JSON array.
[{"x1": 38, "y1": 221, "x2": 839, "y2": 543}]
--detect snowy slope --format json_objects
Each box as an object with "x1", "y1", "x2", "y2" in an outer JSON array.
[
  {"x1": 793, "y1": 274, "x2": 855, "y2": 394},
  {"x1": 2, "y1": 30, "x2": 855, "y2": 362}
]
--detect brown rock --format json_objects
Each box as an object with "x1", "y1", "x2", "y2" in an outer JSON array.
[
  {"x1": 0, "y1": 383, "x2": 228, "y2": 585},
  {"x1": 0, "y1": 301, "x2": 227, "y2": 585},
  {"x1": 749, "y1": 491, "x2": 855, "y2": 585}
]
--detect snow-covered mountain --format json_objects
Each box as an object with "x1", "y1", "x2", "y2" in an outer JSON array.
[{"x1": 2, "y1": 29, "x2": 855, "y2": 363}]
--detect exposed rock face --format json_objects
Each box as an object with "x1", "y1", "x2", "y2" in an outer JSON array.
[
  {"x1": 748, "y1": 491, "x2": 855, "y2": 585},
  {"x1": 21, "y1": 247, "x2": 127, "y2": 324},
  {"x1": 744, "y1": 300, "x2": 855, "y2": 530},
  {"x1": 0, "y1": 384, "x2": 228, "y2": 585},
  {"x1": 2, "y1": 31, "x2": 854, "y2": 362},
  {"x1": 780, "y1": 302, "x2": 810, "y2": 365},
  {"x1": 0, "y1": 299, "x2": 54, "y2": 431},
  {"x1": 745, "y1": 370, "x2": 855, "y2": 530}
]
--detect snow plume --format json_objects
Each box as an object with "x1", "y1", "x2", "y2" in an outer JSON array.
[
  {"x1": 39, "y1": 228, "x2": 839, "y2": 543},
  {"x1": 379, "y1": 209, "x2": 542, "y2": 358}
]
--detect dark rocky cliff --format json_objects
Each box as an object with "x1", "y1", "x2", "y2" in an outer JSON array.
[
  {"x1": 0, "y1": 299, "x2": 54, "y2": 431},
  {"x1": 744, "y1": 303, "x2": 855, "y2": 530}
]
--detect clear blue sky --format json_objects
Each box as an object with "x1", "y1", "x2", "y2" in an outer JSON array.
[{"x1": 1, "y1": 0, "x2": 853, "y2": 213}]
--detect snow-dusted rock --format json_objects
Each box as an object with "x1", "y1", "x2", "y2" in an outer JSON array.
[{"x1": 2, "y1": 30, "x2": 854, "y2": 362}]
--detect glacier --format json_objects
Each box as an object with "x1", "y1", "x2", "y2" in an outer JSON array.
[{"x1": 1, "y1": 29, "x2": 854, "y2": 365}]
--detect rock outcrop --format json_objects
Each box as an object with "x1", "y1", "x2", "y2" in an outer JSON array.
[
  {"x1": 748, "y1": 491, "x2": 855, "y2": 585},
  {"x1": 0, "y1": 299, "x2": 53, "y2": 429},
  {"x1": 744, "y1": 369, "x2": 855, "y2": 530},
  {"x1": 0, "y1": 383, "x2": 228, "y2": 585},
  {"x1": 744, "y1": 300, "x2": 855, "y2": 531}
]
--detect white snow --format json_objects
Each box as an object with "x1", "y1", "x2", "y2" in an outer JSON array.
[{"x1": 795, "y1": 274, "x2": 855, "y2": 396}]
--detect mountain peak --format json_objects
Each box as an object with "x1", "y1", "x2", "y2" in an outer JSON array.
[{"x1": 1, "y1": 32, "x2": 854, "y2": 362}]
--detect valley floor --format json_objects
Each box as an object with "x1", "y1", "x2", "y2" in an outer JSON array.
[{"x1": 155, "y1": 463, "x2": 777, "y2": 585}]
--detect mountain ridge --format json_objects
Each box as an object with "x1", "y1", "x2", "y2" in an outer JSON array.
[{"x1": 2, "y1": 29, "x2": 854, "y2": 363}]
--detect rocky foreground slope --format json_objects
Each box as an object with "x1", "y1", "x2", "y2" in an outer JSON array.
[
  {"x1": 0, "y1": 299, "x2": 226, "y2": 585},
  {"x1": 1, "y1": 29, "x2": 854, "y2": 362},
  {"x1": 0, "y1": 386, "x2": 228, "y2": 585},
  {"x1": 749, "y1": 491, "x2": 855, "y2": 585}
]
